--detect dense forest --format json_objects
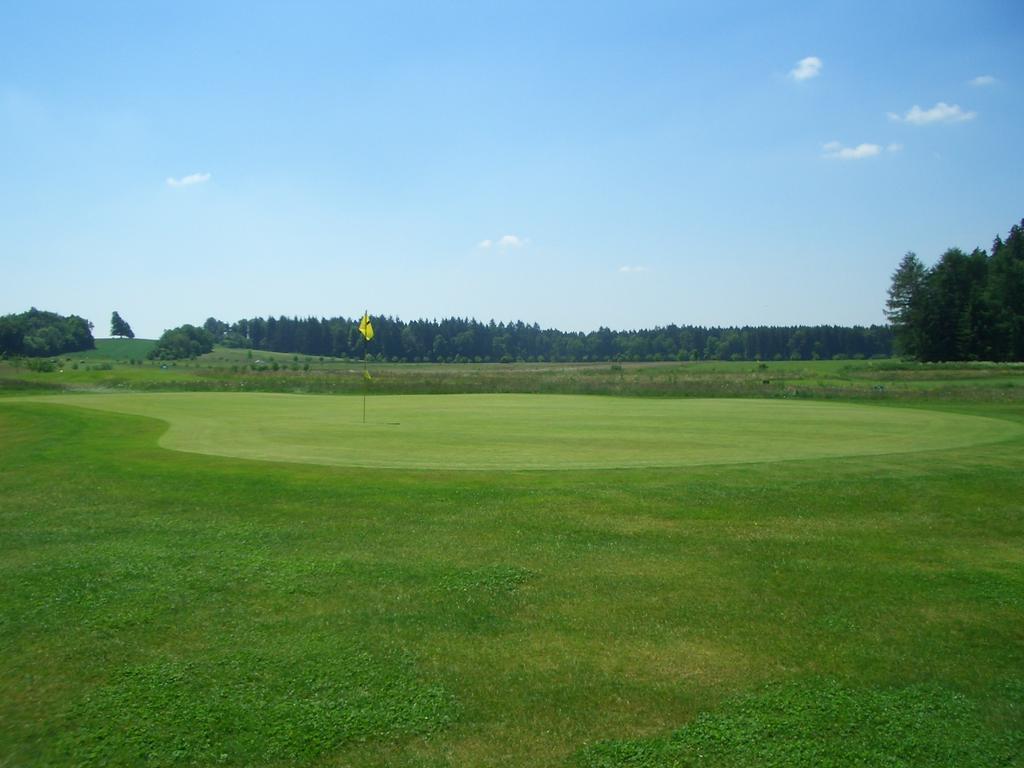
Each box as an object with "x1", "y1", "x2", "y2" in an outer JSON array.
[
  {"x1": 0, "y1": 308, "x2": 94, "y2": 357},
  {"x1": 886, "y1": 219, "x2": 1024, "y2": 362},
  {"x1": 201, "y1": 315, "x2": 892, "y2": 363}
]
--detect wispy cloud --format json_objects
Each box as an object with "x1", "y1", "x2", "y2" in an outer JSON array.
[
  {"x1": 822, "y1": 141, "x2": 882, "y2": 160},
  {"x1": 619, "y1": 265, "x2": 649, "y2": 273},
  {"x1": 887, "y1": 102, "x2": 976, "y2": 125},
  {"x1": 969, "y1": 74, "x2": 996, "y2": 87},
  {"x1": 479, "y1": 234, "x2": 527, "y2": 249},
  {"x1": 166, "y1": 172, "x2": 211, "y2": 188},
  {"x1": 887, "y1": 143, "x2": 903, "y2": 153},
  {"x1": 789, "y1": 56, "x2": 822, "y2": 81}
]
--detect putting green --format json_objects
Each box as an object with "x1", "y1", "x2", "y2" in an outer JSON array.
[{"x1": 17, "y1": 392, "x2": 1022, "y2": 470}]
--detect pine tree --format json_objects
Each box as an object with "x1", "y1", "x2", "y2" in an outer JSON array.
[{"x1": 885, "y1": 252, "x2": 926, "y2": 357}]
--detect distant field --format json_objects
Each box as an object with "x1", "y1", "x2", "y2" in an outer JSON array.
[
  {"x1": 74, "y1": 337, "x2": 157, "y2": 360},
  {"x1": 19, "y1": 393, "x2": 1023, "y2": 469}
]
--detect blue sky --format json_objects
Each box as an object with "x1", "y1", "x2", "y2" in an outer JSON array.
[{"x1": 2, "y1": 1, "x2": 1022, "y2": 339}]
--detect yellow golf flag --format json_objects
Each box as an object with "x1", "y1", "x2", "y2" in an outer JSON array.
[{"x1": 358, "y1": 311, "x2": 374, "y2": 342}]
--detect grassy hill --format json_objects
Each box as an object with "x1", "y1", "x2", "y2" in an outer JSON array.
[{"x1": 75, "y1": 338, "x2": 158, "y2": 361}]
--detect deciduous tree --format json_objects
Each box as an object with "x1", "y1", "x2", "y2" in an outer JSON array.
[{"x1": 110, "y1": 311, "x2": 135, "y2": 339}]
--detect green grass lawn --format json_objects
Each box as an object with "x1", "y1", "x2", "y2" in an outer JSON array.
[
  {"x1": 1, "y1": 389, "x2": 1023, "y2": 766},
  {"x1": 15, "y1": 393, "x2": 1023, "y2": 470}
]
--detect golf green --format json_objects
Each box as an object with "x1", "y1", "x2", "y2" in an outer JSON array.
[{"x1": 19, "y1": 393, "x2": 1022, "y2": 470}]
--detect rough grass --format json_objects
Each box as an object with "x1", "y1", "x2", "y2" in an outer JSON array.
[
  {"x1": 3, "y1": 353, "x2": 1023, "y2": 403},
  {"x1": 1, "y1": 390, "x2": 1023, "y2": 766}
]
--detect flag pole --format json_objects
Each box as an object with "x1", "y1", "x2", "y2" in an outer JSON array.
[{"x1": 358, "y1": 310, "x2": 373, "y2": 424}]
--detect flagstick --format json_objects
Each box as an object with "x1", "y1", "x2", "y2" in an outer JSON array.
[{"x1": 358, "y1": 311, "x2": 372, "y2": 424}]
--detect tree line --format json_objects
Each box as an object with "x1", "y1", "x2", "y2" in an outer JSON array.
[
  {"x1": 201, "y1": 314, "x2": 892, "y2": 363},
  {"x1": 14, "y1": 215, "x2": 1024, "y2": 365},
  {"x1": 0, "y1": 308, "x2": 94, "y2": 357},
  {"x1": 886, "y1": 219, "x2": 1024, "y2": 361}
]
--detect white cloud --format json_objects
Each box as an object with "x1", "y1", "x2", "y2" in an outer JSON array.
[
  {"x1": 619, "y1": 265, "x2": 649, "y2": 273},
  {"x1": 480, "y1": 234, "x2": 526, "y2": 249},
  {"x1": 166, "y1": 172, "x2": 211, "y2": 187},
  {"x1": 822, "y1": 141, "x2": 882, "y2": 160},
  {"x1": 969, "y1": 75, "x2": 996, "y2": 87},
  {"x1": 887, "y1": 102, "x2": 976, "y2": 125},
  {"x1": 497, "y1": 234, "x2": 525, "y2": 248},
  {"x1": 789, "y1": 56, "x2": 822, "y2": 81},
  {"x1": 887, "y1": 143, "x2": 903, "y2": 153}
]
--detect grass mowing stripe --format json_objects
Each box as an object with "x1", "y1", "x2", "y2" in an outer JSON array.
[
  {"x1": 60, "y1": 647, "x2": 456, "y2": 766},
  {"x1": 13, "y1": 393, "x2": 1023, "y2": 469},
  {"x1": 575, "y1": 679, "x2": 1023, "y2": 767}
]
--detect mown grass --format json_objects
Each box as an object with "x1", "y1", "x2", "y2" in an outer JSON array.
[
  {"x1": 15, "y1": 393, "x2": 1023, "y2": 470},
  {"x1": 576, "y1": 679, "x2": 1022, "y2": 767},
  {"x1": 2, "y1": 389, "x2": 1023, "y2": 766}
]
